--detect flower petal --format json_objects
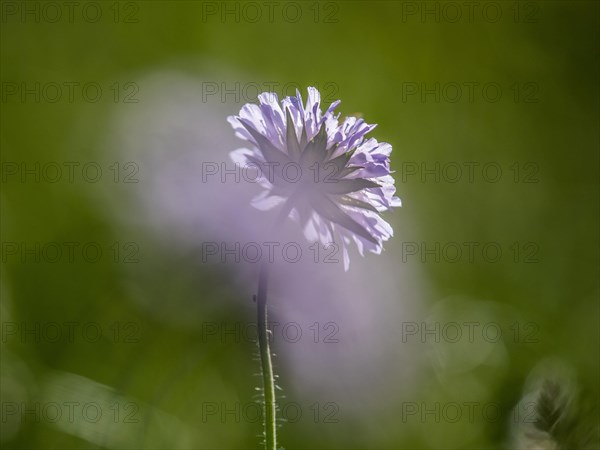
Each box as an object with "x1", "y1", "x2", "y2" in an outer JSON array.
[
  {"x1": 239, "y1": 118, "x2": 292, "y2": 168},
  {"x1": 322, "y1": 179, "x2": 380, "y2": 195},
  {"x1": 310, "y1": 193, "x2": 378, "y2": 245}
]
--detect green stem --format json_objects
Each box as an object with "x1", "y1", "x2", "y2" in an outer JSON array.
[
  {"x1": 255, "y1": 199, "x2": 295, "y2": 450},
  {"x1": 257, "y1": 263, "x2": 276, "y2": 450}
]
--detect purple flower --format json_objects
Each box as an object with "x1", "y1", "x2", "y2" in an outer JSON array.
[{"x1": 228, "y1": 87, "x2": 401, "y2": 270}]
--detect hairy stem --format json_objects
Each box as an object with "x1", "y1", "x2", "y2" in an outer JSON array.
[
  {"x1": 257, "y1": 263, "x2": 276, "y2": 450},
  {"x1": 255, "y1": 200, "x2": 295, "y2": 449}
]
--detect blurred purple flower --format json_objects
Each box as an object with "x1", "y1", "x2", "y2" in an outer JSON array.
[{"x1": 228, "y1": 87, "x2": 401, "y2": 270}]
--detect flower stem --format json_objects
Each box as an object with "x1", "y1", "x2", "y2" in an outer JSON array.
[
  {"x1": 257, "y1": 263, "x2": 276, "y2": 450},
  {"x1": 255, "y1": 202, "x2": 294, "y2": 449}
]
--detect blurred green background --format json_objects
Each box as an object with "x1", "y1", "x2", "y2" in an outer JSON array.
[{"x1": 1, "y1": 1, "x2": 599, "y2": 448}]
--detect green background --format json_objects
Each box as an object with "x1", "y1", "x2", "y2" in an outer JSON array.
[{"x1": 1, "y1": 1, "x2": 598, "y2": 448}]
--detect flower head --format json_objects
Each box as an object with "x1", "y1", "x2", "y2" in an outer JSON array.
[{"x1": 228, "y1": 87, "x2": 401, "y2": 270}]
